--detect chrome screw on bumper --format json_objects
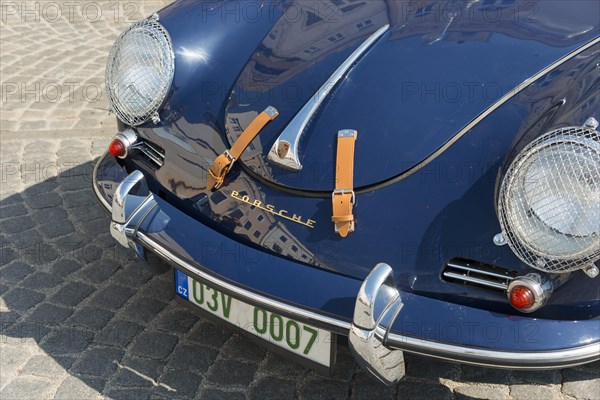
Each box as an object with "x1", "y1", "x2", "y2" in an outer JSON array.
[{"x1": 349, "y1": 263, "x2": 405, "y2": 385}]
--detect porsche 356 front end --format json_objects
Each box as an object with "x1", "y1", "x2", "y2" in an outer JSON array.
[{"x1": 92, "y1": 0, "x2": 600, "y2": 384}]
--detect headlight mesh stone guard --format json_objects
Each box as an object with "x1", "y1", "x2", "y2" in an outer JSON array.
[
  {"x1": 105, "y1": 18, "x2": 174, "y2": 126},
  {"x1": 498, "y1": 126, "x2": 600, "y2": 273}
]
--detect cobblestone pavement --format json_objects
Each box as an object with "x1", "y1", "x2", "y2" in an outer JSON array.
[{"x1": 1, "y1": 1, "x2": 599, "y2": 399}]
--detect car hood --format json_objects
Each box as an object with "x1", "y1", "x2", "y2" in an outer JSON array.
[
  {"x1": 149, "y1": 0, "x2": 599, "y2": 197},
  {"x1": 221, "y1": 0, "x2": 599, "y2": 191}
]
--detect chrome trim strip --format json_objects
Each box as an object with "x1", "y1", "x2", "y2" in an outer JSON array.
[
  {"x1": 446, "y1": 262, "x2": 514, "y2": 281},
  {"x1": 387, "y1": 333, "x2": 600, "y2": 369},
  {"x1": 443, "y1": 271, "x2": 508, "y2": 290},
  {"x1": 267, "y1": 24, "x2": 390, "y2": 171},
  {"x1": 139, "y1": 145, "x2": 164, "y2": 167},
  {"x1": 143, "y1": 141, "x2": 164, "y2": 157},
  {"x1": 132, "y1": 140, "x2": 165, "y2": 167},
  {"x1": 92, "y1": 158, "x2": 113, "y2": 211}
]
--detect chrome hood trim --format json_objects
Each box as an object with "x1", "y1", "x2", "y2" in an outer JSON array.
[{"x1": 266, "y1": 24, "x2": 389, "y2": 171}]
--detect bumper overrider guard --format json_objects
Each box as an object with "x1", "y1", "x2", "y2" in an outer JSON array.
[{"x1": 96, "y1": 169, "x2": 600, "y2": 385}]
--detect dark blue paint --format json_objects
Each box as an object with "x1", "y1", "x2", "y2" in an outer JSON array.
[{"x1": 95, "y1": 0, "x2": 600, "y2": 349}]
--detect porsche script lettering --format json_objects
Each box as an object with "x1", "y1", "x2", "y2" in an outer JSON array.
[{"x1": 230, "y1": 191, "x2": 316, "y2": 228}]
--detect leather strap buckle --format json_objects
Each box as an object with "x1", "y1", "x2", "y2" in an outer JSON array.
[
  {"x1": 223, "y1": 149, "x2": 236, "y2": 164},
  {"x1": 332, "y1": 189, "x2": 356, "y2": 205},
  {"x1": 207, "y1": 156, "x2": 230, "y2": 191},
  {"x1": 332, "y1": 190, "x2": 355, "y2": 235}
]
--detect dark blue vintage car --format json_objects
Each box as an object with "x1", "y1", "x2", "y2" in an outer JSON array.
[{"x1": 93, "y1": 0, "x2": 600, "y2": 384}]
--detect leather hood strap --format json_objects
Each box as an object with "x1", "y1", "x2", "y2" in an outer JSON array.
[
  {"x1": 332, "y1": 129, "x2": 357, "y2": 237},
  {"x1": 207, "y1": 106, "x2": 279, "y2": 190}
]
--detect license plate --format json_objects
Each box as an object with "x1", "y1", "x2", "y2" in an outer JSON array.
[{"x1": 174, "y1": 269, "x2": 333, "y2": 369}]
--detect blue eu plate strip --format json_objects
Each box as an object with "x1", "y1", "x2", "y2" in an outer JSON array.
[{"x1": 174, "y1": 269, "x2": 189, "y2": 300}]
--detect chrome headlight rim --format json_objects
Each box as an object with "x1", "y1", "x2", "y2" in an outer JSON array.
[
  {"x1": 498, "y1": 125, "x2": 600, "y2": 274},
  {"x1": 105, "y1": 18, "x2": 175, "y2": 127}
]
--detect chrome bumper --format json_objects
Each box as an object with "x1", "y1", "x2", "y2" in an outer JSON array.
[{"x1": 98, "y1": 170, "x2": 600, "y2": 385}]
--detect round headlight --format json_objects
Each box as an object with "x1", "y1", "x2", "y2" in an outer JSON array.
[
  {"x1": 498, "y1": 126, "x2": 600, "y2": 273},
  {"x1": 106, "y1": 18, "x2": 174, "y2": 126}
]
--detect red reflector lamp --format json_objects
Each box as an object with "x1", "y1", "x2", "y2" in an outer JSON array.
[
  {"x1": 109, "y1": 138, "x2": 126, "y2": 158},
  {"x1": 509, "y1": 286, "x2": 534, "y2": 310},
  {"x1": 108, "y1": 130, "x2": 137, "y2": 159},
  {"x1": 506, "y1": 274, "x2": 551, "y2": 313}
]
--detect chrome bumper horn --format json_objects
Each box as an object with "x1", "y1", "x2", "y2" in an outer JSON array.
[
  {"x1": 349, "y1": 263, "x2": 405, "y2": 385},
  {"x1": 110, "y1": 170, "x2": 157, "y2": 248}
]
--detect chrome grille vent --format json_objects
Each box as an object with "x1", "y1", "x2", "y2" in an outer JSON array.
[
  {"x1": 442, "y1": 259, "x2": 517, "y2": 292},
  {"x1": 134, "y1": 140, "x2": 164, "y2": 167}
]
